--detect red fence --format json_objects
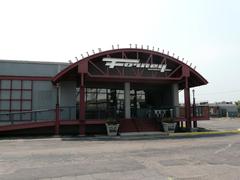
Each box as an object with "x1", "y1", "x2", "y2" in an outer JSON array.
[
  {"x1": 178, "y1": 106, "x2": 210, "y2": 121},
  {"x1": 0, "y1": 105, "x2": 210, "y2": 133}
]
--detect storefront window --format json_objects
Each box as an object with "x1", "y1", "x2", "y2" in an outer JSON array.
[
  {"x1": 0, "y1": 80, "x2": 32, "y2": 113},
  {"x1": 83, "y1": 87, "x2": 147, "y2": 119}
]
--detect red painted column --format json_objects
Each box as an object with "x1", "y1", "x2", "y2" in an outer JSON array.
[
  {"x1": 55, "y1": 83, "x2": 60, "y2": 135},
  {"x1": 184, "y1": 76, "x2": 191, "y2": 129},
  {"x1": 79, "y1": 73, "x2": 85, "y2": 135}
]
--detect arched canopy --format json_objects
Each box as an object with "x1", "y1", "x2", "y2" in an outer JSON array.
[{"x1": 52, "y1": 48, "x2": 208, "y2": 89}]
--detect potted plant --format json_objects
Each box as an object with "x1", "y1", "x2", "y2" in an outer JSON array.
[
  {"x1": 105, "y1": 117, "x2": 120, "y2": 136},
  {"x1": 161, "y1": 117, "x2": 176, "y2": 133}
]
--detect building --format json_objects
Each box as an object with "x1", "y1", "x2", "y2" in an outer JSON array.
[
  {"x1": 0, "y1": 48, "x2": 209, "y2": 135},
  {"x1": 209, "y1": 102, "x2": 238, "y2": 118}
]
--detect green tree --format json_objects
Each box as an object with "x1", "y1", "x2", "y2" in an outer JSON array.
[{"x1": 235, "y1": 100, "x2": 240, "y2": 113}]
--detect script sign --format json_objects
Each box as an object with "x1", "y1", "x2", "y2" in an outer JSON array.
[{"x1": 102, "y1": 58, "x2": 171, "y2": 72}]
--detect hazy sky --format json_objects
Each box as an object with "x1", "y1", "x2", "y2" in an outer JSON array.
[{"x1": 0, "y1": 0, "x2": 239, "y2": 103}]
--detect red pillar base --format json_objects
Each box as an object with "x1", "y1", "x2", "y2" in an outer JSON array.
[{"x1": 79, "y1": 120, "x2": 86, "y2": 136}]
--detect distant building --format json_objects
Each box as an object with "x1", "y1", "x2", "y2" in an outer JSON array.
[{"x1": 209, "y1": 102, "x2": 238, "y2": 118}]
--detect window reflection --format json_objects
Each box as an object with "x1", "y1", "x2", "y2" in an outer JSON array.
[{"x1": 81, "y1": 88, "x2": 146, "y2": 119}]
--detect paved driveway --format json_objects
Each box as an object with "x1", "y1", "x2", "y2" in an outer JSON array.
[{"x1": 1, "y1": 132, "x2": 240, "y2": 180}]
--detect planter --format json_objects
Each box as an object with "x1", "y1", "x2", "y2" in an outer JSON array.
[
  {"x1": 162, "y1": 122, "x2": 176, "y2": 133},
  {"x1": 105, "y1": 123, "x2": 120, "y2": 136}
]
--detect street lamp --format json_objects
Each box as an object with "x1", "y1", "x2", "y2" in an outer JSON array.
[{"x1": 192, "y1": 89, "x2": 197, "y2": 128}]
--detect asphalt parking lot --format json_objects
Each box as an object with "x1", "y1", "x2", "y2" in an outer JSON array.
[
  {"x1": 0, "y1": 118, "x2": 240, "y2": 180},
  {"x1": 198, "y1": 117, "x2": 240, "y2": 131}
]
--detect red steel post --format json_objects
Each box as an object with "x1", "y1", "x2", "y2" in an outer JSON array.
[
  {"x1": 79, "y1": 73, "x2": 86, "y2": 135},
  {"x1": 184, "y1": 76, "x2": 191, "y2": 129}
]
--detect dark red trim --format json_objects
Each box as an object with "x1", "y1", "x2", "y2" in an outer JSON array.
[
  {"x1": 0, "y1": 116, "x2": 210, "y2": 133},
  {"x1": 79, "y1": 74, "x2": 86, "y2": 135},
  {"x1": 60, "y1": 119, "x2": 106, "y2": 125},
  {"x1": 85, "y1": 77, "x2": 179, "y2": 84},
  {"x1": 60, "y1": 120, "x2": 79, "y2": 125},
  {"x1": 87, "y1": 74, "x2": 182, "y2": 81},
  {"x1": 0, "y1": 121, "x2": 55, "y2": 132},
  {"x1": 52, "y1": 48, "x2": 208, "y2": 86},
  {"x1": 0, "y1": 120, "x2": 106, "y2": 132},
  {"x1": 184, "y1": 76, "x2": 191, "y2": 129},
  {"x1": 0, "y1": 76, "x2": 52, "y2": 81}
]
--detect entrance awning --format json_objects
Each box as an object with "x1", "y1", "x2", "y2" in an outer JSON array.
[{"x1": 52, "y1": 48, "x2": 208, "y2": 89}]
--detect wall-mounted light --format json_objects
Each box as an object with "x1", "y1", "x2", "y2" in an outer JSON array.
[
  {"x1": 112, "y1": 45, "x2": 114, "y2": 49},
  {"x1": 147, "y1": 45, "x2": 149, "y2": 50},
  {"x1": 117, "y1": 44, "x2": 119, "y2": 49},
  {"x1": 86, "y1": 52, "x2": 89, "y2": 56},
  {"x1": 81, "y1": 54, "x2": 84, "y2": 59},
  {"x1": 92, "y1": 50, "x2": 95, "y2": 54},
  {"x1": 75, "y1": 57, "x2": 78, "y2": 61},
  {"x1": 129, "y1": 44, "x2": 132, "y2": 48},
  {"x1": 135, "y1": 44, "x2": 137, "y2": 48},
  {"x1": 98, "y1": 48, "x2": 102, "y2": 52}
]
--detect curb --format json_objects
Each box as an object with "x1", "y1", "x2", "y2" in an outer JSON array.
[
  {"x1": 1, "y1": 130, "x2": 240, "y2": 142},
  {"x1": 61, "y1": 130, "x2": 240, "y2": 141}
]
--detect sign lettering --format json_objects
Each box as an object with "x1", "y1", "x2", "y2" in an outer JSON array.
[{"x1": 102, "y1": 58, "x2": 171, "y2": 72}]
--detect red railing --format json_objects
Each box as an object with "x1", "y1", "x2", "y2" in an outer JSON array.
[
  {"x1": 0, "y1": 105, "x2": 210, "y2": 126},
  {"x1": 178, "y1": 105, "x2": 210, "y2": 121},
  {"x1": 0, "y1": 105, "x2": 210, "y2": 134}
]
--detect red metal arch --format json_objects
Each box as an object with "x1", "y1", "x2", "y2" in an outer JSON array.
[{"x1": 52, "y1": 48, "x2": 208, "y2": 87}]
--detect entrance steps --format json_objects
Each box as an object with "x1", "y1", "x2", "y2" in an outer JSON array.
[{"x1": 119, "y1": 118, "x2": 160, "y2": 132}]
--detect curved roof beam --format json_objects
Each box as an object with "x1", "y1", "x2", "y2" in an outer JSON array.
[{"x1": 52, "y1": 48, "x2": 208, "y2": 86}]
